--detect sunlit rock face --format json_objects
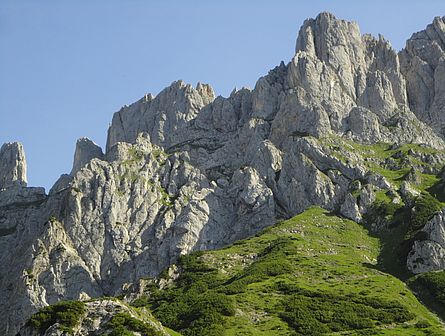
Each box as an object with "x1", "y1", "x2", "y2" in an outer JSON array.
[
  {"x1": 71, "y1": 137, "x2": 104, "y2": 175},
  {"x1": 400, "y1": 16, "x2": 445, "y2": 136},
  {"x1": 0, "y1": 142, "x2": 27, "y2": 189}
]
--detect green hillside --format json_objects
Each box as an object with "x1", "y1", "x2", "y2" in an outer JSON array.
[
  {"x1": 133, "y1": 207, "x2": 445, "y2": 336},
  {"x1": 25, "y1": 207, "x2": 445, "y2": 335}
]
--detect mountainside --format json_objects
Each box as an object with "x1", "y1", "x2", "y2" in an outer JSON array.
[
  {"x1": 20, "y1": 208, "x2": 445, "y2": 335},
  {"x1": 133, "y1": 207, "x2": 445, "y2": 335},
  {"x1": 3, "y1": 12, "x2": 445, "y2": 336}
]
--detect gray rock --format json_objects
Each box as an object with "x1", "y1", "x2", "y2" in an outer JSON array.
[
  {"x1": 358, "y1": 184, "x2": 376, "y2": 212},
  {"x1": 400, "y1": 16, "x2": 445, "y2": 137},
  {"x1": 340, "y1": 193, "x2": 362, "y2": 222},
  {"x1": 399, "y1": 181, "x2": 421, "y2": 199},
  {"x1": 0, "y1": 142, "x2": 27, "y2": 189},
  {"x1": 106, "y1": 80, "x2": 215, "y2": 150},
  {"x1": 347, "y1": 107, "x2": 381, "y2": 143},
  {"x1": 71, "y1": 138, "x2": 104, "y2": 175},
  {"x1": 407, "y1": 209, "x2": 445, "y2": 273}
]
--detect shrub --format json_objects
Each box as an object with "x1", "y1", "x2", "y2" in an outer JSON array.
[
  {"x1": 274, "y1": 284, "x2": 414, "y2": 335},
  {"x1": 408, "y1": 193, "x2": 442, "y2": 233},
  {"x1": 28, "y1": 300, "x2": 86, "y2": 334},
  {"x1": 107, "y1": 312, "x2": 162, "y2": 336},
  {"x1": 416, "y1": 320, "x2": 432, "y2": 329},
  {"x1": 152, "y1": 286, "x2": 234, "y2": 336},
  {"x1": 411, "y1": 271, "x2": 445, "y2": 306}
]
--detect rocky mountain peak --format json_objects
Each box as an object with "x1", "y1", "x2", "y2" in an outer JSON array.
[
  {"x1": 275, "y1": 12, "x2": 442, "y2": 147},
  {"x1": 106, "y1": 80, "x2": 216, "y2": 151},
  {"x1": 71, "y1": 138, "x2": 104, "y2": 175},
  {"x1": 295, "y1": 12, "x2": 363, "y2": 68},
  {"x1": 0, "y1": 142, "x2": 27, "y2": 189},
  {"x1": 399, "y1": 15, "x2": 445, "y2": 135}
]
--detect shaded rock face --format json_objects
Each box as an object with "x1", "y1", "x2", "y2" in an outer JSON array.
[
  {"x1": 408, "y1": 209, "x2": 445, "y2": 273},
  {"x1": 3, "y1": 12, "x2": 445, "y2": 336},
  {"x1": 0, "y1": 142, "x2": 27, "y2": 189}
]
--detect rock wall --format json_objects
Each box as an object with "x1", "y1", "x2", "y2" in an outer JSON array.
[
  {"x1": 0, "y1": 142, "x2": 27, "y2": 189},
  {"x1": 408, "y1": 209, "x2": 445, "y2": 273},
  {"x1": 400, "y1": 16, "x2": 445, "y2": 136}
]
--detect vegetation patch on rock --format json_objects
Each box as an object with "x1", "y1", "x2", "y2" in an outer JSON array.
[{"x1": 28, "y1": 301, "x2": 86, "y2": 334}]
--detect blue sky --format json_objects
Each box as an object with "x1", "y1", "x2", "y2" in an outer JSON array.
[{"x1": 1, "y1": 1, "x2": 445, "y2": 190}]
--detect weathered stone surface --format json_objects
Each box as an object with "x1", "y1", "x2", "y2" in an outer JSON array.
[
  {"x1": 106, "y1": 81, "x2": 215, "y2": 150},
  {"x1": 347, "y1": 107, "x2": 381, "y2": 143},
  {"x1": 340, "y1": 193, "x2": 362, "y2": 222},
  {"x1": 400, "y1": 16, "x2": 445, "y2": 137},
  {"x1": 0, "y1": 142, "x2": 27, "y2": 189},
  {"x1": 408, "y1": 209, "x2": 445, "y2": 273},
  {"x1": 71, "y1": 138, "x2": 104, "y2": 175}
]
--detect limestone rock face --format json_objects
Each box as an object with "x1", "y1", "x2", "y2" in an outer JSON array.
[
  {"x1": 0, "y1": 142, "x2": 27, "y2": 189},
  {"x1": 290, "y1": 13, "x2": 406, "y2": 132},
  {"x1": 400, "y1": 16, "x2": 445, "y2": 136},
  {"x1": 107, "y1": 13, "x2": 443, "y2": 151},
  {"x1": 340, "y1": 193, "x2": 362, "y2": 223},
  {"x1": 0, "y1": 185, "x2": 47, "y2": 335},
  {"x1": 106, "y1": 81, "x2": 215, "y2": 150},
  {"x1": 407, "y1": 209, "x2": 445, "y2": 273},
  {"x1": 71, "y1": 138, "x2": 104, "y2": 175},
  {"x1": 4, "y1": 12, "x2": 445, "y2": 336}
]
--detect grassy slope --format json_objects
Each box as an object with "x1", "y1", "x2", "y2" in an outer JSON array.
[
  {"x1": 143, "y1": 207, "x2": 445, "y2": 336},
  {"x1": 322, "y1": 137, "x2": 445, "y2": 318}
]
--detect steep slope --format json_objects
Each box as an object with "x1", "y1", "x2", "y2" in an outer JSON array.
[
  {"x1": 21, "y1": 207, "x2": 445, "y2": 335},
  {"x1": 141, "y1": 207, "x2": 444, "y2": 335},
  {"x1": 3, "y1": 12, "x2": 445, "y2": 336}
]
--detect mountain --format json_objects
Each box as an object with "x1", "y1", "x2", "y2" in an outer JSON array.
[
  {"x1": 17, "y1": 208, "x2": 445, "y2": 335},
  {"x1": 3, "y1": 12, "x2": 445, "y2": 336}
]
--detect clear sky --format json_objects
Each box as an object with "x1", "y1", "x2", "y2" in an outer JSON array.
[{"x1": 1, "y1": 1, "x2": 445, "y2": 191}]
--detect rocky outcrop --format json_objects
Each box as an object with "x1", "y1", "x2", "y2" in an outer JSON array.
[
  {"x1": 4, "y1": 12, "x2": 445, "y2": 336},
  {"x1": 0, "y1": 142, "x2": 27, "y2": 189},
  {"x1": 107, "y1": 14, "x2": 443, "y2": 153},
  {"x1": 407, "y1": 209, "x2": 445, "y2": 273},
  {"x1": 400, "y1": 16, "x2": 445, "y2": 137},
  {"x1": 289, "y1": 13, "x2": 406, "y2": 132},
  {"x1": 106, "y1": 81, "x2": 215, "y2": 151},
  {"x1": 18, "y1": 299, "x2": 171, "y2": 336},
  {"x1": 71, "y1": 138, "x2": 104, "y2": 175},
  {"x1": 0, "y1": 188, "x2": 47, "y2": 334}
]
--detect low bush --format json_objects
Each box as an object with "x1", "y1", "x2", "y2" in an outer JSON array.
[
  {"x1": 107, "y1": 312, "x2": 162, "y2": 336},
  {"x1": 28, "y1": 300, "x2": 86, "y2": 334},
  {"x1": 408, "y1": 193, "x2": 442, "y2": 235},
  {"x1": 411, "y1": 271, "x2": 445, "y2": 306},
  {"x1": 152, "y1": 289, "x2": 234, "y2": 336},
  {"x1": 274, "y1": 282, "x2": 415, "y2": 335}
]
